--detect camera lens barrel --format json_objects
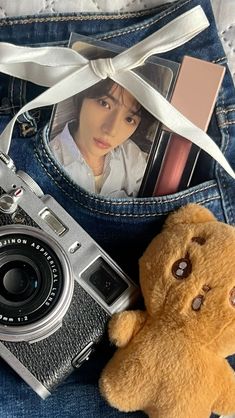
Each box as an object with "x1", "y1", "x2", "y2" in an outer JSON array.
[{"x1": 0, "y1": 226, "x2": 73, "y2": 342}]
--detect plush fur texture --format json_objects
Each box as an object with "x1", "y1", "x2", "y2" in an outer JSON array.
[{"x1": 99, "y1": 204, "x2": 235, "y2": 418}]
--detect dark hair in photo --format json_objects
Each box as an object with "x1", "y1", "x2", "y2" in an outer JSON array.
[{"x1": 73, "y1": 78, "x2": 156, "y2": 151}]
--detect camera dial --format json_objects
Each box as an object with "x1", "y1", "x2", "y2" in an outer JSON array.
[
  {"x1": 17, "y1": 171, "x2": 44, "y2": 197},
  {"x1": 0, "y1": 187, "x2": 24, "y2": 214}
]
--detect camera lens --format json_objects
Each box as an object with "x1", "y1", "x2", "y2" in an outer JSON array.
[
  {"x1": 0, "y1": 259, "x2": 39, "y2": 303},
  {"x1": 0, "y1": 231, "x2": 65, "y2": 326}
]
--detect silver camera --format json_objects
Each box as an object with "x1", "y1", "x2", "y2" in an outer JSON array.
[{"x1": 0, "y1": 152, "x2": 138, "y2": 399}]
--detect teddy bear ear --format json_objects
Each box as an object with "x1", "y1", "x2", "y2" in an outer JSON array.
[{"x1": 164, "y1": 204, "x2": 217, "y2": 228}]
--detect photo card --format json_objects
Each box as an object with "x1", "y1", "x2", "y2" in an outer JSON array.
[{"x1": 48, "y1": 33, "x2": 179, "y2": 198}]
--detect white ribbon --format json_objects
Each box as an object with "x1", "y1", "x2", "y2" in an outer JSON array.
[{"x1": 0, "y1": 5, "x2": 233, "y2": 179}]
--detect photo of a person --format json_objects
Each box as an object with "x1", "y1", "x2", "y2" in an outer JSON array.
[{"x1": 49, "y1": 78, "x2": 156, "y2": 197}]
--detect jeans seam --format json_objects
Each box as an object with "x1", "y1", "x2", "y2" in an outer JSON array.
[
  {"x1": 0, "y1": 9, "x2": 155, "y2": 27},
  {"x1": 9, "y1": 79, "x2": 16, "y2": 114},
  {"x1": 218, "y1": 120, "x2": 235, "y2": 128},
  {"x1": 34, "y1": 131, "x2": 220, "y2": 215},
  {"x1": 40, "y1": 130, "x2": 219, "y2": 201},
  {"x1": 216, "y1": 104, "x2": 235, "y2": 127},
  {"x1": 34, "y1": 151, "x2": 222, "y2": 217},
  {"x1": 213, "y1": 57, "x2": 227, "y2": 64},
  {"x1": 0, "y1": 106, "x2": 15, "y2": 112},
  {"x1": 97, "y1": 0, "x2": 193, "y2": 40},
  {"x1": 19, "y1": 79, "x2": 23, "y2": 109},
  {"x1": 215, "y1": 94, "x2": 235, "y2": 224},
  {"x1": 217, "y1": 107, "x2": 235, "y2": 114}
]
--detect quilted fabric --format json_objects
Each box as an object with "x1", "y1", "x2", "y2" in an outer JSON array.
[
  {"x1": 0, "y1": 0, "x2": 234, "y2": 83},
  {"x1": 212, "y1": 0, "x2": 235, "y2": 83}
]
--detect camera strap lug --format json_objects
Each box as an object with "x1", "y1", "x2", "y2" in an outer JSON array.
[
  {"x1": 72, "y1": 342, "x2": 95, "y2": 369},
  {"x1": 0, "y1": 152, "x2": 16, "y2": 172}
]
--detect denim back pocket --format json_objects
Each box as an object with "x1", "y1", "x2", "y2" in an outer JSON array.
[
  {"x1": 7, "y1": 123, "x2": 225, "y2": 280},
  {"x1": 8, "y1": 65, "x2": 234, "y2": 280}
]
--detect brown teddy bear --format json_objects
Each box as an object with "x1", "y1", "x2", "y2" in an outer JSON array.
[{"x1": 99, "y1": 204, "x2": 235, "y2": 418}]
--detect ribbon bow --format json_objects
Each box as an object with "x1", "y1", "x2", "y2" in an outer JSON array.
[
  {"x1": 90, "y1": 58, "x2": 116, "y2": 79},
  {"x1": 0, "y1": 5, "x2": 233, "y2": 180}
]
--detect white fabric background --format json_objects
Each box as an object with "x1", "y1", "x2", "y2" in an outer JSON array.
[{"x1": 0, "y1": 0, "x2": 234, "y2": 82}]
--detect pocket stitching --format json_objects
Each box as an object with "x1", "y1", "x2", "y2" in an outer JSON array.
[{"x1": 34, "y1": 133, "x2": 221, "y2": 217}]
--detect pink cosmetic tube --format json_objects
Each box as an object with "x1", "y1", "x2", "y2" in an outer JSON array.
[{"x1": 153, "y1": 56, "x2": 225, "y2": 196}]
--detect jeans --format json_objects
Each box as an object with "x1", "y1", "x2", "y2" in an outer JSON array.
[{"x1": 0, "y1": 0, "x2": 235, "y2": 417}]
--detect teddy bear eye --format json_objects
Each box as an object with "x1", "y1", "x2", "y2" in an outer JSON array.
[
  {"x1": 229, "y1": 287, "x2": 235, "y2": 307},
  {"x1": 172, "y1": 256, "x2": 192, "y2": 280}
]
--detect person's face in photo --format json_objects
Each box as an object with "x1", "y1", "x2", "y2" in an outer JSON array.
[{"x1": 75, "y1": 83, "x2": 142, "y2": 162}]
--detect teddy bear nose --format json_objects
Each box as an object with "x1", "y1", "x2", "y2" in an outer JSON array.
[
  {"x1": 202, "y1": 285, "x2": 211, "y2": 292},
  {"x1": 172, "y1": 257, "x2": 192, "y2": 280}
]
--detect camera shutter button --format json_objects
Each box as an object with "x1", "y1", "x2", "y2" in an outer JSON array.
[{"x1": 0, "y1": 188, "x2": 24, "y2": 214}]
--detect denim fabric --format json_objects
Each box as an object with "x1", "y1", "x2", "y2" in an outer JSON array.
[{"x1": 0, "y1": 0, "x2": 235, "y2": 417}]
